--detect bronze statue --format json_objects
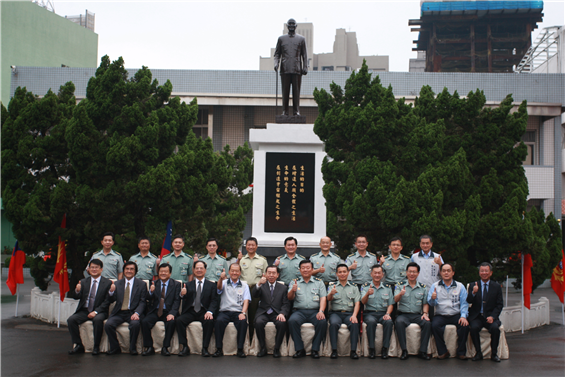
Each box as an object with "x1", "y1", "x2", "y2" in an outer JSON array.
[{"x1": 274, "y1": 18, "x2": 308, "y2": 118}]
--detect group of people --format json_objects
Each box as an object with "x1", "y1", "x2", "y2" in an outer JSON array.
[{"x1": 67, "y1": 233, "x2": 503, "y2": 362}]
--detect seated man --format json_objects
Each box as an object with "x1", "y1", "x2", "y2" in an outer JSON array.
[
  {"x1": 105, "y1": 261, "x2": 148, "y2": 355},
  {"x1": 214, "y1": 263, "x2": 251, "y2": 358},
  {"x1": 67, "y1": 259, "x2": 112, "y2": 355},
  {"x1": 361, "y1": 265, "x2": 394, "y2": 359},
  {"x1": 176, "y1": 260, "x2": 219, "y2": 357},
  {"x1": 140, "y1": 263, "x2": 181, "y2": 356},
  {"x1": 467, "y1": 262, "x2": 503, "y2": 362},
  {"x1": 288, "y1": 260, "x2": 327, "y2": 359},
  {"x1": 327, "y1": 264, "x2": 361, "y2": 359},
  {"x1": 394, "y1": 262, "x2": 431, "y2": 361},
  {"x1": 253, "y1": 265, "x2": 290, "y2": 358},
  {"x1": 428, "y1": 263, "x2": 469, "y2": 360}
]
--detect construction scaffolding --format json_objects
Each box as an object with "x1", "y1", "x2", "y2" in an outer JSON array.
[
  {"x1": 65, "y1": 10, "x2": 95, "y2": 32},
  {"x1": 515, "y1": 26, "x2": 561, "y2": 73},
  {"x1": 409, "y1": 1, "x2": 544, "y2": 72}
]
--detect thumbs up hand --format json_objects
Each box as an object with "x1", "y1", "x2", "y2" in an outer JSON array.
[
  {"x1": 319, "y1": 264, "x2": 325, "y2": 274},
  {"x1": 75, "y1": 281, "x2": 82, "y2": 293},
  {"x1": 431, "y1": 287, "x2": 437, "y2": 300},
  {"x1": 110, "y1": 281, "x2": 116, "y2": 293},
  {"x1": 399, "y1": 285, "x2": 406, "y2": 296},
  {"x1": 150, "y1": 281, "x2": 155, "y2": 293},
  {"x1": 330, "y1": 284, "x2": 337, "y2": 295},
  {"x1": 237, "y1": 250, "x2": 243, "y2": 261},
  {"x1": 292, "y1": 279, "x2": 298, "y2": 292},
  {"x1": 434, "y1": 255, "x2": 442, "y2": 265},
  {"x1": 181, "y1": 283, "x2": 187, "y2": 296},
  {"x1": 380, "y1": 255, "x2": 386, "y2": 264},
  {"x1": 220, "y1": 268, "x2": 226, "y2": 280},
  {"x1": 193, "y1": 254, "x2": 199, "y2": 262},
  {"x1": 472, "y1": 282, "x2": 479, "y2": 295},
  {"x1": 259, "y1": 273, "x2": 267, "y2": 286},
  {"x1": 350, "y1": 260, "x2": 358, "y2": 270},
  {"x1": 274, "y1": 258, "x2": 280, "y2": 266}
]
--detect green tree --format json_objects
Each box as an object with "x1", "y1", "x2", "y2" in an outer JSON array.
[
  {"x1": 313, "y1": 61, "x2": 561, "y2": 287},
  {"x1": 1, "y1": 56, "x2": 253, "y2": 290}
]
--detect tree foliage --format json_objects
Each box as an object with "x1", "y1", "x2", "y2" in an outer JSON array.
[
  {"x1": 1, "y1": 56, "x2": 253, "y2": 290},
  {"x1": 313, "y1": 61, "x2": 561, "y2": 287}
]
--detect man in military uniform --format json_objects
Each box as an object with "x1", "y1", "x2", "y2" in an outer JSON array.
[
  {"x1": 199, "y1": 238, "x2": 229, "y2": 283},
  {"x1": 310, "y1": 236, "x2": 342, "y2": 286},
  {"x1": 327, "y1": 264, "x2": 361, "y2": 359},
  {"x1": 288, "y1": 260, "x2": 327, "y2": 359},
  {"x1": 86, "y1": 232, "x2": 124, "y2": 280},
  {"x1": 275, "y1": 237, "x2": 304, "y2": 285},
  {"x1": 160, "y1": 235, "x2": 193, "y2": 284},
  {"x1": 346, "y1": 235, "x2": 378, "y2": 289},
  {"x1": 274, "y1": 18, "x2": 308, "y2": 117},
  {"x1": 428, "y1": 263, "x2": 469, "y2": 360},
  {"x1": 380, "y1": 237, "x2": 411, "y2": 288},
  {"x1": 129, "y1": 236, "x2": 158, "y2": 280},
  {"x1": 361, "y1": 265, "x2": 394, "y2": 359},
  {"x1": 236, "y1": 237, "x2": 268, "y2": 339},
  {"x1": 394, "y1": 262, "x2": 431, "y2": 360}
]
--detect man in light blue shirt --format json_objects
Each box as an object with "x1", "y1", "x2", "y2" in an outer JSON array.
[{"x1": 428, "y1": 263, "x2": 469, "y2": 360}]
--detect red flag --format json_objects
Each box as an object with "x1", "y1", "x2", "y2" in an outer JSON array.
[
  {"x1": 523, "y1": 253, "x2": 533, "y2": 310},
  {"x1": 160, "y1": 220, "x2": 173, "y2": 259},
  {"x1": 53, "y1": 214, "x2": 69, "y2": 302},
  {"x1": 6, "y1": 241, "x2": 25, "y2": 295},
  {"x1": 550, "y1": 250, "x2": 565, "y2": 304}
]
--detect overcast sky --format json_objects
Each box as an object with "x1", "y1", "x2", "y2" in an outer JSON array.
[{"x1": 51, "y1": 0, "x2": 564, "y2": 72}]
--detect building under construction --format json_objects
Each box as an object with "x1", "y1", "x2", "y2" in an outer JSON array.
[{"x1": 410, "y1": 1, "x2": 544, "y2": 72}]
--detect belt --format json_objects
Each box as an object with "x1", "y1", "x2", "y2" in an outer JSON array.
[{"x1": 330, "y1": 311, "x2": 352, "y2": 313}]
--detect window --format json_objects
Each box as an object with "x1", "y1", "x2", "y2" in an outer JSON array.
[
  {"x1": 322, "y1": 66, "x2": 334, "y2": 71},
  {"x1": 522, "y1": 131, "x2": 536, "y2": 165},
  {"x1": 193, "y1": 109, "x2": 209, "y2": 140}
]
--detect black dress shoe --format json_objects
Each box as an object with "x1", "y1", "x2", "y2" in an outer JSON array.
[
  {"x1": 491, "y1": 355, "x2": 501, "y2": 362},
  {"x1": 257, "y1": 347, "x2": 268, "y2": 357},
  {"x1": 68, "y1": 344, "x2": 85, "y2": 355},
  {"x1": 350, "y1": 351, "x2": 359, "y2": 360},
  {"x1": 237, "y1": 349, "x2": 246, "y2": 358},
  {"x1": 292, "y1": 349, "x2": 306, "y2": 358},
  {"x1": 330, "y1": 350, "x2": 338, "y2": 359},
  {"x1": 142, "y1": 346, "x2": 155, "y2": 356},
  {"x1": 400, "y1": 350, "x2": 409, "y2": 360},
  {"x1": 273, "y1": 348, "x2": 281, "y2": 358},
  {"x1": 311, "y1": 350, "x2": 320, "y2": 359},
  {"x1": 472, "y1": 353, "x2": 483, "y2": 361},
  {"x1": 418, "y1": 352, "x2": 431, "y2": 360},
  {"x1": 212, "y1": 349, "x2": 223, "y2": 357},
  {"x1": 106, "y1": 348, "x2": 121, "y2": 355},
  {"x1": 161, "y1": 347, "x2": 170, "y2": 356},
  {"x1": 130, "y1": 350, "x2": 138, "y2": 356},
  {"x1": 92, "y1": 346, "x2": 100, "y2": 356},
  {"x1": 381, "y1": 347, "x2": 389, "y2": 359},
  {"x1": 201, "y1": 348, "x2": 210, "y2": 357},
  {"x1": 178, "y1": 345, "x2": 190, "y2": 357},
  {"x1": 368, "y1": 348, "x2": 376, "y2": 359}
]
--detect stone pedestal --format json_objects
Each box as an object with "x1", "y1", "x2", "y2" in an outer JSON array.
[{"x1": 249, "y1": 123, "x2": 326, "y2": 258}]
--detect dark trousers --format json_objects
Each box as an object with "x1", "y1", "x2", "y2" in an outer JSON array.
[
  {"x1": 175, "y1": 308, "x2": 214, "y2": 349},
  {"x1": 67, "y1": 308, "x2": 107, "y2": 347},
  {"x1": 329, "y1": 312, "x2": 359, "y2": 351},
  {"x1": 431, "y1": 314, "x2": 470, "y2": 356},
  {"x1": 247, "y1": 296, "x2": 260, "y2": 340},
  {"x1": 470, "y1": 315, "x2": 501, "y2": 356},
  {"x1": 364, "y1": 311, "x2": 393, "y2": 349},
  {"x1": 395, "y1": 313, "x2": 431, "y2": 353},
  {"x1": 215, "y1": 311, "x2": 248, "y2": 350},
  {"x1": 281, "y1": 74, "x2": 302, "y2": 115},
  {"x1": 254, "y1": 311, "x2": 287, "y2": 350},
  {"x1": 288, "y1": 309, "x2": 327, "y2": 352},
  {"x1": 104, "y1": 310, "x2": 142, "y2": 353},
  {"x1": 141, "y1": 310, "x2": 176, "y2": 348}
]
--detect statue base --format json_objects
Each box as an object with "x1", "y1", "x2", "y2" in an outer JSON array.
[{"x1": 275, "y1": 115, "x2": 306, "y2": 124}]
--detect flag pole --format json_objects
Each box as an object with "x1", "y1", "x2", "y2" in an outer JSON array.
[
  {"x1": 15, "y1": 284, "x2": 19, "y2": 317},
  {"x1": 57, "y1": 299, "x2": 61, "y2": 328},
  {"x1": 521, "y1": 254, "x2": 524, "y2": 334},
  {"x1": 505, "y1": 275, "x2": 508, "y2": 307}
]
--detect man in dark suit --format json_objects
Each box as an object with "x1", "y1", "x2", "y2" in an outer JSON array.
[
  {"x1": 253, "y1": 265, "x2": 290, "y2": 358},
  {"x1": 176, "y1": 260, "x2": 219, "y2": 357},
  {"x1": 140, "y1": 263, "x2": 181, "y2": 356},
  {"x1": 467, "y1": 262, "x2": 504, "y2": 362},
  {"x1": 104, "y1": 261, "x2": 148, "y2": 355},
  {"x1": 67, "y1": 259, "x2": 112, "y2": 355}
]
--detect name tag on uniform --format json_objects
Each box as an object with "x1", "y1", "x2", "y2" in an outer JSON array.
[
  {"x1": 255, "y1": 268, "x2": 262, "y2": 277},
  {"x1": 313, "y1": 295, "x2": 319, "y2": 302}
]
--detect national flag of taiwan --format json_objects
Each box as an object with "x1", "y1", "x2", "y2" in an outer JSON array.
[
  {"x1": 550, "y1": 250, "x2": 565, "y2": 304},
  {"x1": 53, "y1": 214, "x2": 69, "y2": 301},
  {"x1": 160, "y1": 221, "x2": 173, "y2": 259},
  {"x1": 523, "y1": 253, "x2": 533, "y2": 310},
  {"x1": 6, "y1": 241, "x2": 25, "y2": 295}
]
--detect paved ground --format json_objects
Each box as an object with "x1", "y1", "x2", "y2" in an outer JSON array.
[{"x1": 1, "y1": 277, "x2": 564, "y2": 376}]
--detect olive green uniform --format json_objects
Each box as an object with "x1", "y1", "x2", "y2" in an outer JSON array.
[
  {"x1": 328, "y1": 281, "x2": 361, "y2": 351},
  {"x1": 361, "y1": 282, "x2": 394, "y2": 350},
  {"x1": 200, "y1": 253, "x2": 230, "y2": 283},
  {"x1": 394, "y1": 281, "x2": 431, "y2": 353},
  {"x1": 87, "y1": 250, "x2": 124, "y2": 280},
  {"x1": 310, "y1": 251, "x2": 342, "y2": 284},
  {"x1": 277, "y1": 254, "x2": 305, "y2": 285},
  {"x1": 161, "y1": 251, "x2": 193, "y2": 284},
  {"x1": 129, "y1": 252, "x2": 158, "y2": 280}
]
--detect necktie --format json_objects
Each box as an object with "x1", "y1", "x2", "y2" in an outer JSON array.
[
  {"x1": 267, "y1": 284, "x2": 274, "y2": 314},
  {"x1": 87, "y1": 279, "x2": 97, "y2": 312},
  {"x1": 158, "y1": 283, "x2": 166, "y2": 317},
  {"x1": 121, "y1": 282, "x2": 130, "y2": 311},
  {"x1": 194, "y1": 281, "x2": 202, "y2": 312},
  {"x1": 481, "y1": 282, "x2": 488, "y2": 314}
]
